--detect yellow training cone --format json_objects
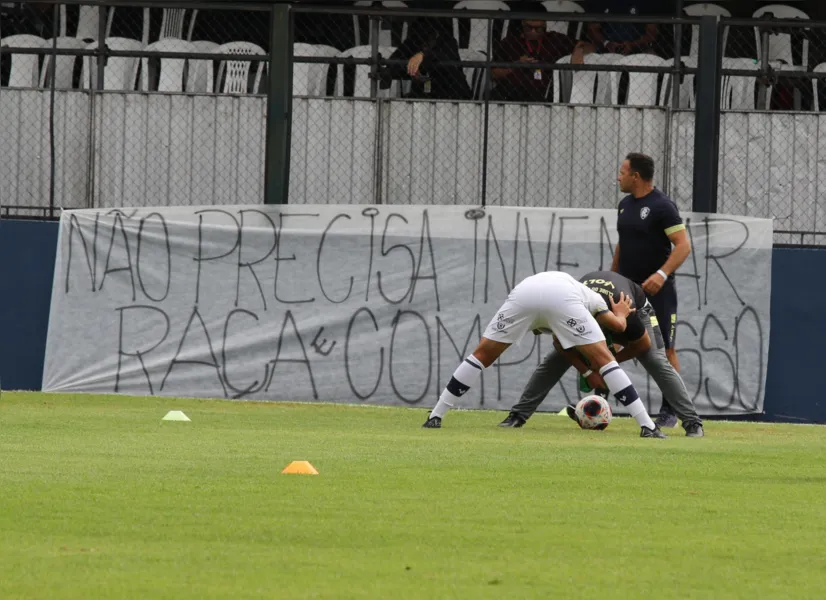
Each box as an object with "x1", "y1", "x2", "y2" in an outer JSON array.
[
  {"x1": 162, "y1": 410, "x2": 191, "y2": 422},
  {"x1": 281, "y1": 461, "x2": 319, "y2": 475}
]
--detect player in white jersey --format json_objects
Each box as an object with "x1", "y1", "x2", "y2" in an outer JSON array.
[{"x1": 423, "y1": 271, "x2": 667, "y2": 438}]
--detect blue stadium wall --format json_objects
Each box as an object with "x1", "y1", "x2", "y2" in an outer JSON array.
[
  {"x1": 1, "y1": 219, "x2": 823, "y2": 424},
  {"x1": 0, "y1": 220, "x2": 59, "y2": 395}
]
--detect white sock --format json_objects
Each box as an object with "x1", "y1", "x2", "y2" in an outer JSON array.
[
  {"x1": 430, "y1": 355, "x2": 484, "y2": 419},
  {"x1": 599, "y1": 361, "x2": 656, "y2": 429},
  {"x1": 624, "y1": 399, "x2": 657, "y2": 430}
]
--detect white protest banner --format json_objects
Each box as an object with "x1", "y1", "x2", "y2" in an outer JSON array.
[{"x1": 43, "y1": 205, "x2": 772, "y2": 416}]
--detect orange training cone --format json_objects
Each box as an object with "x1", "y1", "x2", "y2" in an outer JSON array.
[{"x1": 281, "y1": 461, "x2": 319, "y2": 475}]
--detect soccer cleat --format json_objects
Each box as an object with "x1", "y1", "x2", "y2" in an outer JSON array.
[
  {"x1": 684, "y1": 422, "x2": 705, "y2": 437},
  {"x1": 654, "y1": 412, "x2": 679, "y2": 429},
  {"x1": 498, "y1": 412, "x2": 527, "y2": 428},
  {"x1": 640, "y1": 425, "x2": 668, "y2": 439},
  {"x1": 565, "y1": 405, "x2": 580, "y2": 424},
  {"x1": 422, "y1": 416, "x2": 442, "y2": 428}
]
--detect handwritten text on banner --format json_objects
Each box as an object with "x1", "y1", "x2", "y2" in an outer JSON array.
[{"x1": 43, "y1": 205, "x2": 773, "y2": 416}]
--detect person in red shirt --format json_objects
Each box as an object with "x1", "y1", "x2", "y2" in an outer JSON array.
[{"x1": 491, "y1": 18, "x2": 595, "y2": 103}]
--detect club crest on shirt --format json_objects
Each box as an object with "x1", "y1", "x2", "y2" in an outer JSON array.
[{"x1": 640, "y1": 206, "x2": 650, "y2": 219}]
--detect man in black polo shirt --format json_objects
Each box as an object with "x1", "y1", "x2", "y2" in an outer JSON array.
[
  {"x1": 498, "y1": 270, "x2": 703, "y2": 437},
  {"x1": 612, "y1": 153, "x2": 691, "y2": 428}
]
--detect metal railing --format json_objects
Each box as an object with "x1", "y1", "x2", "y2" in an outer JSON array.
[
  {"x1": 1, "y1": 2, "x2": 826, "y2": 245},
  {"x1": 0, "y1": 0, "x2": 273, "y2": 217}
]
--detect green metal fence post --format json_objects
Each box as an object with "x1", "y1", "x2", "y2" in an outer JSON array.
[{"x1": 264, "y1": 3, "x2": 293, "y2": 204}]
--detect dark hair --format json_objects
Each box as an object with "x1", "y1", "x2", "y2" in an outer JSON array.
[
  {"x1": 409, "y1": 16, "x2": 452, "y2": 46},
  {"x1": 626, "y1": 153, "x2": 655, "y2": 181}
]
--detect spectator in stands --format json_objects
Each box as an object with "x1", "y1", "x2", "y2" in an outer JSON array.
[
  {"x1": 492, "y1": 18, "x2": 595, "y2": 102},
  {"x1": 586, "y1": 0, "x2": 659, "y2": 55},
  {"x1": 0, "y1": 2, "x2": 54, "y2": 37},
  {"x1": 377, "y1": 17, "x2": 471, "y2": 100}
]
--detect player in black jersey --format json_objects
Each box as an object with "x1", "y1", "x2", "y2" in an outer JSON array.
[{"x1": 499, "y1": 271, "x2": 704, "y2": 437}]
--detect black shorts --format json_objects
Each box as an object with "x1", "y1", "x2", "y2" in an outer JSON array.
[{"x1": 647, "y1": 278, "x2": 678, "y2": 349}]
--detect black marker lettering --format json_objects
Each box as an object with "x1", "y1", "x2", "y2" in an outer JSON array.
[
  {"x1": 237, "y1": 210, "x2": 278, "y2": 310},
  {"x1": 436, "y1": 315, "x2": 483, "y2": 404},
  {"x1": 161, "y1": 305, "x2": 227, "y2": 397},
  {"x1": 556, "y1": 216, "x2": 587, "y2": 272},
  {"x1": 703, "y1": 217, "x2": 748, "y2": 307},
  {"x1": 699, "y1": 314, "x2": 737, "y2": 411},
  {"x1": 510, "y1": 211, "x2": 521, "y2": 292},
  {"x1": 733, "y1": 305, "x2": 764, "y2": 412},
  {"x1": 114, "y1": 305, "x2": 170, "y2": 394},
  {"x1": 64, "y1": 212, "x2": 99, "y2": 293},
  {"x1": 345, "y1": 307, "x2": 384, "y2": 400},
  {"x1": 494, "y1": 334, "x2": 539, "y2": 404},
  {"x1": 543, "y1": 212, "x2": 557, "y2": 272},
  {"x1": 675, "y1": 321, "x2": 703, "y2": 404},
  {"x1": 388, "y1": 310, "x2": 432, "y2": 404},
  {"x1": 485, "y1": 215, "x2": 511, "y2": 303},
  {"x1": 99, "y1": 212, "x2": 137, "y2": 301},
  {"x1": 677, "y1": 218, "x2": 703, "y2": 311},
  {"x1": 266, "y1": 310, "x2": 318, "y2": 399},
  {"x1": 136, "y1": 212, "x2": 171, "y2": 303},
  {"x1": 598, "y1": 216, "x2": 614, "y2": 271},
  {"x1": 408, "y1": 209, "x2": 441, "y2": 312},
  {"x1": 193, "y1": 209, "x2": 240, "y2": 305},
  {"x1": 362, "y1": 207, "x2": 379, "y2": 302},
  {"x1": 317, "y1": 213, "x2": 354, "y2": 304},
  {"x1": 377, "y1": 213, "x2": 415, "y2": 305},
  {"x1": 222, "y1": 308, "x2": 268, "y2": 398},
  {"x1": 274, "y1": 213, "x2": 318, "y2": 305}
]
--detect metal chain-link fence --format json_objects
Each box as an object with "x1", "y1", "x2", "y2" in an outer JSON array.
[
  {"x1": 0, "y1": 1, "x2": 270, "y2": 216},
  {"x1": 720, "y1": 15, "x2": 826, "y2": 244},
  {"x1": 291, "y1": 6, "x2": 693, "y2": 212},
  {"x1": 3, "y1": 2, "x2": 826, "y2": 246}
]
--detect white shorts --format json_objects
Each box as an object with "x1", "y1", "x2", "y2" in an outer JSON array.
[{"x1": 482, "y1": 272, "x2": 606, "y2": 349}]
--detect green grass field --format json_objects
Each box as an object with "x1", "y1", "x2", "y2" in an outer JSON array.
[{"x1": 1, "y1": 392, "x2": 824, "y2": 599}]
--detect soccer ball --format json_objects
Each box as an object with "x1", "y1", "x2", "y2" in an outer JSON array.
[{"x1": 575, "y1": 395, "x2": 612, "y2": 430}]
